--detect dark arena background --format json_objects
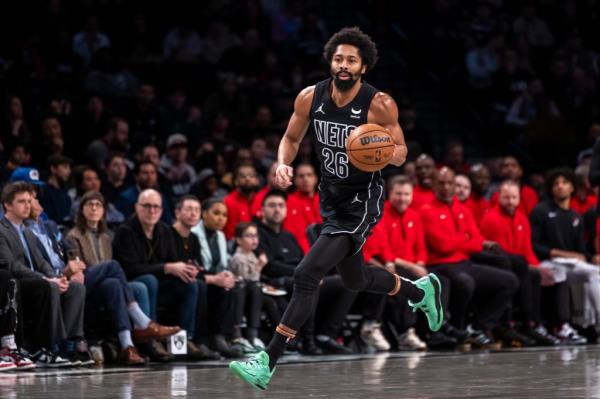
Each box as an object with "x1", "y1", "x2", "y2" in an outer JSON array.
[{"x1": 1, "y1": 0, "x2": 600, "y2": 397}]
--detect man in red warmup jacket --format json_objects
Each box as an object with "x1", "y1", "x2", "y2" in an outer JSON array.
[
  {"x1": 283, "y1": 163, "x2": 322, "y2": 254},
  {"x1": 252, "y1": 162, "x2": 280, "y2": 219},
  {"x1": 419, "y1": 167, "x2": 518, "y2": 346},
  {"x1": 364, "y1": 175, "x2": 456, "y2": 349},
  {"x1": 465, "y1": 163, "x2": 491, "y2": 226},
  {"x1": 223, "y1": 164, "x2": 260, "y2": 239},
  {"x1": 480, "y1": 180, "x2": 560, "y2": 345},
  {"x1": 490, "y1": 156, "x2": 538, "y2": 215},
  {"x1": 411, "y1": 154, "x2": 436, "y2": 210}
]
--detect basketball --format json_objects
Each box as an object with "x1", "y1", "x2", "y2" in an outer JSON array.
[{"x1": 346, "y1": 123, "x2": 395, "y2": 172}]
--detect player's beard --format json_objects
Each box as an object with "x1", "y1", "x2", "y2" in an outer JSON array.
[{"x1": 333, "y1": 70, "x2": 360, "y2": 92}]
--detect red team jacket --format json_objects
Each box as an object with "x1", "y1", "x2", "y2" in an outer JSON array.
[
  {"x1": 479, "y1": 205, "x2": 540, "y2": 266},
  {"x1": 363, "y1": 202, "x2": 427, "y2": 264},
  {"x1": 490, "y1": 184, "x2": 538, "y2": 215},
  {"x1": 223, "y1": 190, "x2": 255, "y2": 239},
  {"x1": 463, "y1": 194, "x2": 491, "y2": 227},
  {"x1": 570, "y1": 193, "x2": 597, "y2": 215},
  {"x1": 283, "y1": 191, "x2": 322, "y2": 254},
  {"x1": 251, "y1": 186, "x2": 270, "y2": 218},
  {"x1": 419, "y1": 198, "x2": 484, "y2": 265},
  {"x1": 410, "y1": 185, "x2": 436, "y2": 210}
]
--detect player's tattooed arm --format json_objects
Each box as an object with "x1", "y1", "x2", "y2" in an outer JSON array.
[{"x1": 368, "y1": 92, "x2": 408, "y2": 167}]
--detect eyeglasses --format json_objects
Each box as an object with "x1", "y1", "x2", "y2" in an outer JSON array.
[
  {"x1": 138, "y1": 203, "x2": 163, "y2": 211},
  {"x1": 84, "y1": 201, "x2": 104, "y2": 209}
]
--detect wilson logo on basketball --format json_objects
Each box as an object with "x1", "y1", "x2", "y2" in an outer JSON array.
[{"x1": 359, "y1": 136, "x2": 392, "y2": 146}]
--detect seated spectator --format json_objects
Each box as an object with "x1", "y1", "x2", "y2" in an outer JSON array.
[
  {"x1": 363, "y1": 175, "x2": 430, "y2": 350},
  {"x1": 442, "y1": 140, "x2": 470, "y2": 174},
  {"x1": 101, "y1": 154, "x2": 133, "y2": 205},
  {"x1": 170, "y1": 195, "x2": 233, "y2": 359},
  {"x1": 490, "y1": 156, "x2": 538, "y2": 215},
  {"x1": 87, "y1": 117, "x2": 131, "y2": 171},
  {"x1": 70, "y1": 166, "x2": 124, "y2": 224},
  {"x1": 115, "y1": 161, "x2": 173, "y2": 223},
  {"x1": 283, "y1": 163, "x2": 321, "y2": 254},
  {"x1": 113, "y1": 190, "x2": 200, "y2": 357},
  {"x1": 223, "y1": 164, "x2": 261, "y2": 239},
  {"x1": 0, "y1": 269, "x2": 35, "y2": 370},
  {"x1": 465, "y1": 163, "x2": 492, "y2": 225},
  {"x1": 190, "y1": 198, "x2": 245, "y2": 358},
  {"x1": 411, "y1": 154, "x2": 436, "y2": 209},
  {"x1": 229, "y1": 222, "x2": 268, "y2": 350},
  {"x1": 159, "y1": 133, "x2": 197, "y2": 197},
  {"x1": 256, "y1": 190, "x2": 357, "y2": 355},
  {"x1": 42, "y1": 155, "x2": 73, "y2": 223},
  {"x1": 480, "y1": 180, "x2": 561, "y2": 345},
  {"x1": 0, "y1": 144, "x2": 30, "y2": 184},
  {"x1": 571, "y1": 163, "x2": 597, "y2": 215},
  {"x1": 0, "y1": 182, "x2": 85, "y2": 367},
  {"x1": 36, "y1": 117, "x2": 66, "y2": 170},
  {"x1": 454, "y1": 174, "x2": 472, "y2": 203},
  {"x1": 72, "y1": 15, "x2": 111, "y2": 67},
  {"x1": 530, "y1": 168, "x2": 600, "y2": 342},
  {"x1": 67, "y1": 191, "x2": 180, "y2": 365},
  {"x1": 419, "y1": 167, "x2": 519, "y2": 348},
  {"x1": 190, "y1": 169, "x2": 228, "y2": 202}
]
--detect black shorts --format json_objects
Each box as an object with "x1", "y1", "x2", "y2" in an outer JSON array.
[{"x1": 319, "y1": 174, "x2": 385, "y2": 253}]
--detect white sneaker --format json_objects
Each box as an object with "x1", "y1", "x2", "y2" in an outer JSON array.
[
  {"x1": 361, "y1": 321, "x2": 391, "y2": 351},
  {"x1": 398, "y1": 328, "x2": 427, "y2": 350},
  {"x1": 555, "y1": 323, "x2": 587, "y2": 345},
  {"x1": 251, "y1": 337, "x2": 265, "y2": 350},
  {"x1": 0, "y1": 355, "x2": 16, "y2": 372}
]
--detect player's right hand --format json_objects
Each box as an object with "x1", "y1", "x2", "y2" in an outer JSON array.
[{"x1": 275, "y1": 164, "x2": 294, "y2": 189}]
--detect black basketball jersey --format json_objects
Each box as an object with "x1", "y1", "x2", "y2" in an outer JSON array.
[
  {"x1": 308, "y1": 78, "x2": 379, "y2": 187},
  {"x1": 308, "y1": 78, "x2": 385, "y2": 252}
]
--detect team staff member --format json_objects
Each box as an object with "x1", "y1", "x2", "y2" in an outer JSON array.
[
  {"x1": 419, "y1": 167, "x2": 518, "y2": 344},
  {"x1": 223, "y1": 165, "x2": 260, "y2": 240},
  {"x1": 283, "y1": 163, "x2": 322, "y2": 254},
  {"x1": 480, "y1": 180, "x2": 560, "y2": 345}
]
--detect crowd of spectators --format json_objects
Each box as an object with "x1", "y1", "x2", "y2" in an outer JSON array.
[{"x1": 1, "y1": 0, "x2": 600, "y2": 369}]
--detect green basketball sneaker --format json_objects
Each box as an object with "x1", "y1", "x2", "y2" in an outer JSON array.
[
  {"x1": 229, "y1": 351, "x2": 275, "y2": 391},
  {"x1": 408, "y1": 273, "x2": 444, "y2": 332}
]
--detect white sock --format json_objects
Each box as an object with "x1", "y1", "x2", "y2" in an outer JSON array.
[
  {"x1": 118, "y1": 330, "x2": 134, "y2": 349},
  {"x1": 1, "y1": 335, "x2": 16, "y2": 349},
  {"x1": 128, "y1": 302, "x2": 151, "y2": 330}
]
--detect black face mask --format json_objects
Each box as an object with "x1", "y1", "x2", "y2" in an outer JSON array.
[{"x1": 333, "y1": 71, "x2": 359, "y2": 92}]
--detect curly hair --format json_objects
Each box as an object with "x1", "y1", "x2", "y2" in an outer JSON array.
[
  {"x1": 545, "y1": 167, "x2": 575, "y2": 198},
  {"x1": 323, "y1": 27, "x2": 378, "y2": 72}
]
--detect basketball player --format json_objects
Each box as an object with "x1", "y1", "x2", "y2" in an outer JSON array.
[{"x1": 230, "y1": 27, "x2": 442, "y2": 390}]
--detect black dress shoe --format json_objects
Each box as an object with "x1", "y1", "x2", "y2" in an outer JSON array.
[
  {"x1": 442, "y1": 324, "x2": 469, "y2": 343},
  {"x1": 142, "y1": 340, "x2": 174, "y2": 362},
  {"x1": 426, "y1": 331, "x2": 457, "y2": 349},
  {"x1": 315, "y1": 337, "x2": 353, "y2": 354},
  {"x1": 300, "y1": 339, "x2": 323, "y2": 356},
  {"x1": 188, "y1": 341, "x2": 222, "y2": 360},
  {"x1": 210, "y1": 335, "x2": 243, "y2": 358}
]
